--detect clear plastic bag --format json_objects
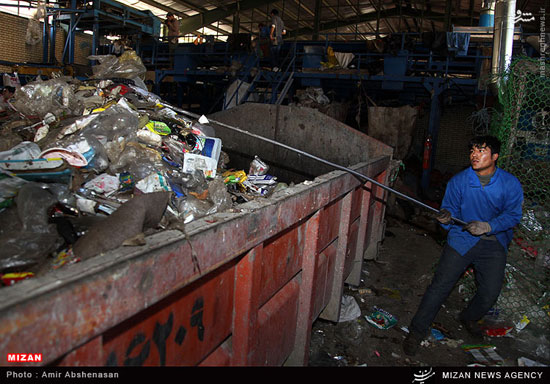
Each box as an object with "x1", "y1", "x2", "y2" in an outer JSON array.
[
  {"x1": 25, "y1": 3, "x2": 45, "y2": 46},
  {"x1": 59, "y1": 134, "x2": 109, "y2": 173},
  {"x1": 179, "y1": 195, "x2": 212, "y2": 223},
  {"x1": 0, "y1": 171, "x2": 28, "y2": 203},
  {"x1": 16, "y1": 183, "x2": 58, "y2": 233},
  {"x1": 11, "y1": 78, "x2": 81, "y2": 119},
  {"x1": 109, "y1": 142, "x2": 166, "y2": 181},
  {"x1": 178, "y1": 176, "x2": 232, "y2": 223},
  {"x1": 89, "y1": 51, "x2": 146, "y2": 80},
  {"x1": 0, "y1": 141, "x2": 41, "y2": 161},
  {"x1": 0, "y1": 183, "x2": 63, "y2": 272},
  {"x1": 162, "y1": 136, "x2": 190, "y2": 164},
  {"x1": 80, "y1": 104, "x2": 139, "y2": 142},
  {"x1": 207, "y1": 177, "x2": 232, "y2": 213}
]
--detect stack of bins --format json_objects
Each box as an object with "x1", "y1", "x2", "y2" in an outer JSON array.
[{"x1": 0, "y1": 103, "x2": 393, "y2": 367}]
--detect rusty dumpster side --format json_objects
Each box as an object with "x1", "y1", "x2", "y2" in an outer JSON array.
[{"x1": 0, "y1": 105, "x2": 393, "y2": 366}]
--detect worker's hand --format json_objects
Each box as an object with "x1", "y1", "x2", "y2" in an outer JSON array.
[
  {"x1": 435, "y1": 209, "x2": 452, "y2": 224},
  {"x1": 463, "y1": 221, "x2": 491, "y2": 236}
]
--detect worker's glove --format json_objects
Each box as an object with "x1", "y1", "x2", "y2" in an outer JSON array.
[
  {"x1": 464, "y1": 221, "x2": 491, "y2": 236},
  {"x1": 435, "y1": 209, "x2": 452, "y2": 224}
]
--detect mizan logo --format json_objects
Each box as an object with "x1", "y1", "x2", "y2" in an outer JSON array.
[{"x1": 412, "y1": 368, "x2": 435, "y2": 383}]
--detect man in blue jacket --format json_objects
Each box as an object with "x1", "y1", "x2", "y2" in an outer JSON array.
[{"x1": 403, "y1": 135, "x2": 523, "y2": 356}]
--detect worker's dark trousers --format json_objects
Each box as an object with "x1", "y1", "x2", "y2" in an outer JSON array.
[
  {"x1": 270, "y1": 44, "x2": 282, "y2": 68},
  {"x1": 169, "y1": 42, "x2": 177, "y2": 69},
  {"x1": 409, "y1": 239, "x2": 507, "y2": 337}
]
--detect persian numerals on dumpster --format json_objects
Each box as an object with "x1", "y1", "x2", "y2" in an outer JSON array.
[{"x1": 105, "y1": 297, "x2": 205, "y2": 366}]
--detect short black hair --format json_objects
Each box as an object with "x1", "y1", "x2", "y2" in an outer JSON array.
[
  {"x1": 271, "y1": 9, "x2": 279, "y2": 16},
  {"x1": 469, "y1": 135, "x2": 501, "y2": 155},
  {"x1": 3, "y1": 86, "x2": 15, "y2": 94},
  {"x1": 166, "y1": 12, "x2": 173, "y2": 17}
]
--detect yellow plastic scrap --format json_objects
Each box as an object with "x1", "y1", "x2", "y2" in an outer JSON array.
[
  {"x1": 146, "y1": 121, "x2": 171, "y2": 135},
  {"x1": 77, "y1": 86, "x2": 98, "y2": 91},
  {"x1": 1, "y1": 272, "x2": 35, "y2": 286},
  {"x1": 52, "y1": 248, "x2": 80, "y2": 269},
  {"x1": 118, "y1": 50, "x2": 141, "y2": 63},
  {"x1": 515, "y1": 315, "x2": 530, "y2": 332},
  {"x1": 91, "y1": 101, "x2": 117, "y2": 114},
  {"x1": 321, "y1": 46, "x2": 339, "y2": 69},
  {"x1": 223, "y1": 170, "x2": 247, "y2": 185}
]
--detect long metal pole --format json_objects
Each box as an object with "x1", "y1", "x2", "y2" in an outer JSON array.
[{"x1": 160, "y1": 102, "x2": 467, "y2": 226}]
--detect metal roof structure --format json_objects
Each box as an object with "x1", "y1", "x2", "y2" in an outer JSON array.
[
  {"x1": 0, "y1": 1, "x2": 545, "y2": 41},
  {"x1": 115, "y1": 0, "x2": 547, "y2": 40}
]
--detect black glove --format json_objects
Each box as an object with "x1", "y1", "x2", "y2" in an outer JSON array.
[
  {"x1": 435, "y1": 209, "x2": 452, "y2": 224},
  {"x1": 463, "y1": 221, "x2": 491, "y2": 236}
]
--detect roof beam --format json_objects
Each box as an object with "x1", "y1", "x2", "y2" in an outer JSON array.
[
  {"x1": 411, "y1": 4, "x2": 480, "y2": 24},
  {"x1": 139, "y1": 0, "x2": 229, "y2": 36},
  {"x1": 292, "y1": 0, "x2": 315, "y2": 17},
  {"x1": 177, "y1": 0, "x2": 275, "y2": 35},
  {"x1": 289, "y1": 0, "x2": 320, "y2": 35},
  {"x1": 320, "y1": 0, "x2": 357, "y2": 38},
  {"x1": 368, "y1": 0, "x2": 395, "y2": 34},
  {"x1": 151, "y1": 1, "x2": 481, "y2": 39},
  {"x1": 288, "y1": 7, "x2": 402, "y2": 39},
  {"x1": 287, "y1": 6, "x2": 481, "y2": 39},
  {"x1": 343, "y1": 0, "x2": 374, "y2": 39}
]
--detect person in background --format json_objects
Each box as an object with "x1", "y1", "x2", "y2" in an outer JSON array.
[
  {"x1": 251, "y1": 23, "x2": 269, "y2": 59},
  {"x1": 402, "y1": 135, "x2": 524, "y2": 356},
  {"x1": 111, "y1": 39, "x2": 125, "y2": 57},
  {"x1": 164, "y1": 12, "x2": 180, "y2": 69},
  {"x1": 0, "y1": 86, "x2": 15, "y2": 113},
  {"x1": 259, "y1": 22, "x2": 270, "y2": 39},
  {"x1": 269, "y1": 9, "x2": 286, "y2": 71}
]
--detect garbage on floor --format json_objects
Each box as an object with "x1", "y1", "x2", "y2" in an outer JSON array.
[
  {"x1": 338, "y1": 295, "x2": 362, "y2": 323},
  {"x1": 462, "y1": 344, "x2": 504, "y2": 366},
  {"x1": 0, "y1": 52, "x2": 288, "y2": 286},
  {"x1": 365, "y1": 306, "x2": 397, "y2": 330}
]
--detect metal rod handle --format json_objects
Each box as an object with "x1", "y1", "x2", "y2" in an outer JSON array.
[{"x1": 161, "y1": 103, "x2": 467, "y2": 226}]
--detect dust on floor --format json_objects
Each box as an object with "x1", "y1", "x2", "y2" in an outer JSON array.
[{"x1": 307, "y1": 218, "x2": 550, "y2": 367}]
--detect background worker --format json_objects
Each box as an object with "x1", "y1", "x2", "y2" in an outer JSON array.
[
  {"x1": 403, "y1": 135, "x2": 524, "y2": 356},
  {"x1": 255, "y1": 22, "x2": 270, "y2": 59},
  {"x1": 269, "y1": 9, "x2": 285, "y2": 71},
  {"x1": 0, "y1": 86, "x2": 15, "y2": 113},
  {"x1": 164, "y1": 12, "x2": 180, "y2": 68}
]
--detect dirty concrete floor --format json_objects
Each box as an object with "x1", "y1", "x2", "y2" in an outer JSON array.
[{"x1": 307, "y1": 216, "x2": 550, "y2": 367}]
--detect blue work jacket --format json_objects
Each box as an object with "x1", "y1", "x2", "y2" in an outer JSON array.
[{"x1": 440, "y1": 166, "x2": 523, "y2": 256}]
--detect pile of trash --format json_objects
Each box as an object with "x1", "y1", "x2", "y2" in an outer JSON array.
[
  {"x1": 320, "y1": 47, "x2": 355, "y2": 70},
  {"x1": 291, "y1": 87, "x2": 349, "y2": 124},
  {"x1": 0, "y1": 52, "x2": 286, "y2": 287}
]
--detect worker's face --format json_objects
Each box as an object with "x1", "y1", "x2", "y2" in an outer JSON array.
[
  {"x1": 470, "y1": 144, "x2": 498, "y2": 175},
  {"x1": 2, "y1": 89, "x2": 12, "y2": 100}
]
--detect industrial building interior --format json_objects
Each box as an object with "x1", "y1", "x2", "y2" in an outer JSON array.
[{"x1": 0, "y1": 0, "x2": 549, "y2": 370}]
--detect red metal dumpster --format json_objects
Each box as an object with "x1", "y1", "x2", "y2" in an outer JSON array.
[{"x1": 0, "y1": 104, "x2": 393, "y2": 366}]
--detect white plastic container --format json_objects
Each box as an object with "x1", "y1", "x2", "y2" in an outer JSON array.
[
  {"x1": 196, "y1": 136, "x2": 221, "y2": 164},
  {"x1": 183, "y1": 153, "x2": 218, "y2": 178},
  {"x1": 184, "y1": 136, "x2": 222, "y2": 178}
]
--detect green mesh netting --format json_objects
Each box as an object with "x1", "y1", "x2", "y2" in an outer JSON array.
[{"x1": 461, "y1": 56, "x2": 550, "y2": 330}]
